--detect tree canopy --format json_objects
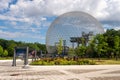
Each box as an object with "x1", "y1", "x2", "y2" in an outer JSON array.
[
  {"x1": 69, "y1": 29, "x2": 120, "y2": 59},
  {"x1": 0, "y1": 39, "x2": 46, "y2": 57}
]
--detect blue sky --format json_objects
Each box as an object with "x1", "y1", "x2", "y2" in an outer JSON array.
[{"x1": 0, "y1": 0, "x2": 120, "y2": 44}]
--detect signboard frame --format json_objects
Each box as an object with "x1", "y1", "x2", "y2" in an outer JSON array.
[{"x1": 12, "y1": 47, "x2": 29, "y2": 66}]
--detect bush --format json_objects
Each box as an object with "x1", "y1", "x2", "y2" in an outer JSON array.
[
  {"x1": 89, "y1": 61, "x2": 96, "y2": 65},
  {"x1": 30, "y1": 58, "x2": 96, "y2": 65}
]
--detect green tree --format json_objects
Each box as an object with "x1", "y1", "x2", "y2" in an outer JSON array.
[
  {"x1": 57, "y1": 38, "x2": 63, "y2": 55},
  {"x1": 0, "y1": 45, "x2": 3, "y2": 57},
  {"x1": 95, "y1": 34, "x2": 108, "y2": 60},
  {"x1": 68, "y1": 48, "x2": 75, "y2": 57},
  {"x1": 7, "y1": 42, "x2": 17, "y2": 57},
  {"x1": 28, "y1": 43, "x2": 39, "y2": 51},
  {"x1": 75, "y1": 45, "x2": 86, "y2": 58},
  {"x1": 34, "y1": 42, "x2": 46, "y2": 51},
  {"x1": 3, "y1": 50, "x2": 8, "y2": 57},
  {"x1": 86, "y1": 37, "x2": 96, "y2": 58},
  {"x1": 0, "y1": 38, "x2": 46, "y2": 57},
  {"x1": 114, "y1": 36, "x2": 120, "y2": 60},
  {"x1": 103, "y1": 29, "x2": 120, "y2": 59}
]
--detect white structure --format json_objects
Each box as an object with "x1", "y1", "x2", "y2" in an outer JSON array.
[{"x1": 46, "y1": 11, "x2": 104, "y2": 53}]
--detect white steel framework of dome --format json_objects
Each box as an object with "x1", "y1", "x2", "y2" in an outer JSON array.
[{"x1": 46, "y1": 11, "x2": 104, "y2": 54}]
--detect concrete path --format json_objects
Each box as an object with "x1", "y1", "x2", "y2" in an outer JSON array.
[{"x1": 0, "y1": 60, "x2": 120, "y2": 80}]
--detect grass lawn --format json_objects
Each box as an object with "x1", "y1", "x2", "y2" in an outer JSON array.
[
  {"x1": 0, "y1": 57, "x2": 12, "y2": 60},
  {"x1": 88, "y1": 58, "x2": 120, "y2": 65},
  {"x1": 81, "y1": 58, "x2": 120, "y2": 65}
]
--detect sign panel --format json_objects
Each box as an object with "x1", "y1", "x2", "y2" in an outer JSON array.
[{"x1": 16, "y1": 48, "x2": 26, "y2": 57}]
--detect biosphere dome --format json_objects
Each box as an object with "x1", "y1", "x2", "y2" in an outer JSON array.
[{"x1": 46, "y1": 11, "x2": 104, "y2": 54}]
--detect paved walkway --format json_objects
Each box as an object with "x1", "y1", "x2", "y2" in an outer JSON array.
[{"x1": 0, "y1": 60, "x2": 120, "y2": 80}]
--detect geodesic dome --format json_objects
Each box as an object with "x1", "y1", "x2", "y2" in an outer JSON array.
[{"x1": 46, "y1": 11, "x2": 104, "y2": 53}]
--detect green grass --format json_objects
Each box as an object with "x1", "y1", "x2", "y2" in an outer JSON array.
[
  {"x1": 94, "y1": 59, "x2": 120, "y2": 65},
  {"x1": 85, "y1": 58, "x2": 120, "y2": 65},
  {"x1": 0, "y1": 57, "x2": 12, "y2": 60}
]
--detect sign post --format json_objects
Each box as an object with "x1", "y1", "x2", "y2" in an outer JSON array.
[
  {"x1": 12, "y1": 47, "x2": 29, "y2": 68},
  {"x1": 12, "y1": 47, "x2": 16, "y2": 66},
  {"x1": 24, "y1": 47, "x2": 29, "y2": 65}
]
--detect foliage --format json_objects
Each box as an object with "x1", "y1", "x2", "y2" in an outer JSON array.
[
  {"x1": 103, "y1": 29, "x2": 120, "y2": 59},
  {"x1": 95, "y1": 34, "x2": 108, "y2": 59},
  {"x1": 30, "y1": 58, "x2": 96, "y2": 65},
  {"x1": 7, "y1": 42, "x2": 17, "y2": 56},
  {"x1": 57, "y1": 38, "x2": 63, "y2": 54},
  {"x1": 68, "y1": 48, "x2": 76, "y2": 57},
  {"x1": 114, "y1": 36, "x2": 120, "y2": 60},
  {"x1": 75, "y1": 45, "x2": 86, "y2": 57},
  {"x1": 3, "y1": 50, "x2": 8, "y2": 57},
  {"x1": 0, "y1": 57, "x2": 12, "y2": 60},
  {"x1": 20, "y1": 57, "x2": 120, "y2": 65},
  {"x1": 72, "y1": 29, "x2": 120, "y2": 59},
  {"x1": 0, "y1": 38, "x2": 46, "y2": 57},
  {"x1": 0, "y1": 45, "x2": 3, "y2": 57},
  {"x1": 94, "y1": 59, "x2": 120, "y2": 65},
  {"x1": 86, "y1": 37, "x2": 96, "y2": 57}
]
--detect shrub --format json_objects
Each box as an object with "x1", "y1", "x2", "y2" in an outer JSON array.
[{"x1": 30, "y1": 58, "x2": 96, "y2": 65}]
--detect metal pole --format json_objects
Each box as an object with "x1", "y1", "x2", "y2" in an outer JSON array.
[
  {"x1": 12, "y1": 47, "x2": 16, "y2": 66},
  {"x1": 24, "y1": 47, "x2": 28, "y2": 65},
  {"x1": 35, "y1": 50, "x2": 37, "y2": 61},
  {"x1": 72, "y1": 42, "x2": 74, "y2": 49}
]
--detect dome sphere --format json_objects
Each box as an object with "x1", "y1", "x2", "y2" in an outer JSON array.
[{"x1": 46, "y1": 11, "x2": 104, "y2": 53}]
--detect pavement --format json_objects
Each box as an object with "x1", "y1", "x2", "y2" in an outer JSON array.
[{"x1": 0, "y1": 60, "x2": 120, "y2": 80}]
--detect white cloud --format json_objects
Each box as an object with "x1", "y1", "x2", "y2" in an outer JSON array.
[
  {"x1": 0, "y1": 30, "x2": 24, "y2": 38},
  {"x1": 0, "y1": 14, "x2": 30, "y2": 23},
  {"x1": 0, "y1": 0, "x2": 119, "y2": 24},
  {"x1": 41, "y1": 17, "x2": 47, "y2": 21},
  {"x1": 3, "y1": 0, "x2": 118, "y2": 21},
  {"x1": 114, "y1": 27, "x2": 120, "y2": 30},
  {"x1": 0, "y1": 30, "x2": 45, "y2": 39},
  {"x1": 102, "y1": 22, "x2": 120, "y2": 31},
  {"x1": 105, "y1": 0, "x2": 120, "y2": 21},
  {"x1": 0, "y1": 0, "x2": 11, "y2": 11}
]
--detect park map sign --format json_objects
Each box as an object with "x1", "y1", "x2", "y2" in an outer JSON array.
[{"x1": 12, "y1": 47, "x2": 29, "y2": 66}]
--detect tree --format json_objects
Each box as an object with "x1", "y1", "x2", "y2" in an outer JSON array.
[
  {"x1": 3, "y1": 50, "x2": 8, "y2": 57},
  {"x1": 0, "y1": 45, "x2": 3, "y2": 57},
  {"x1": 57, "y1": 38, "x2": 63, "y2": 55},
  {"x1": 86, "y1": 37, "x2": 96, "y2": 58},
  {"x1": 7, "y1": 43, "x2": 17, "y2": 57},
  {"x1": 68, "y1": 48, "x2": 75, "y2": 57},
  {"x1": 0, "y1": 38, "x2": 46, "y2": 57},
  {"x1": 34, "y1": 42, "x2": 46, "y2": 51},
  {"x1": 114, "y1": 36, "x2": 120, "y2": 60},
  {"x1": 28, "y1": 43, "x2": 39, "y2": 51},
  {"x1": 103, "y1": 29, "x2": 120, "y2": 59},
  {"x1": 95, "y1": 34, "x2": 108, "y2": 60},
  {"x1": 75, "y1": 45, "x2": 86, "y2": 58}
]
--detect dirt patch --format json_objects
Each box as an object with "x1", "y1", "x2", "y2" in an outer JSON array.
[
  {"x1": 10, "y1": 73, "x2": 20, "y2": 76},
  {"x1": 67, "y1": 78, "x2": 79, "y2": 80}
]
